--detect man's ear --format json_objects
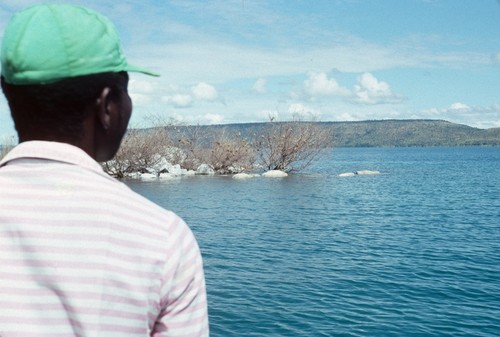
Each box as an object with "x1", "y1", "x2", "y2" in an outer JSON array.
[{"x1": 96, "y1": 87, "x2": 112, "y2": 131}]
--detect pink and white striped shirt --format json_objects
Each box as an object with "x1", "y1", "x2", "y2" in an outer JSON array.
[{"x1": 0, "y1": 141, "x2": 209, "y2": 337}]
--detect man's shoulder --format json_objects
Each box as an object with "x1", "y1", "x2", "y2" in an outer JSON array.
[
  {"x1": 105, "y1": 179, "x2": 185, "y2": 228},
  {"x1": 106, "y1": 179, "x2": 171, "y2": 213}
]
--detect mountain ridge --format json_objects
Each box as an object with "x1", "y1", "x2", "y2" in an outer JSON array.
[{"x1": 158, "y1": 119, "x2": 499, "y2": 147}]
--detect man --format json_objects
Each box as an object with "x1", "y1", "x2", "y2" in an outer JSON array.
[{"x1": 0, "y1": 4, "x2": 209, "y2": 336}]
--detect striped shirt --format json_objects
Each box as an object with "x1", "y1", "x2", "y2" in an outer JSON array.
[{"x1": 0, "y1": 141, "x2": 209, "y2": 337}]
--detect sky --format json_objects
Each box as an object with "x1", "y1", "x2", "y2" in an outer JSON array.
[{"x1": 1, "y1": 0, "x2": 499, "y2": 139}]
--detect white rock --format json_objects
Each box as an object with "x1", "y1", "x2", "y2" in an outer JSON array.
[
  {"x1": 151, "y1": 156, "x2": 171, "y2": 173},
  {"x1": 158, "y1": 173, "x2": 178, "y2": 179},
  {"x1": 196, "y1": 164, "x2": 215, "y2": 175},
  {"x1": 355, "y1": 170, "x2": 381, "y2": 175},
  {"x1": 168, "y1": 164, "x2": 183, "y2": 176},
  {"x1": 262, "y1": 170, "x2": 288, "y2": 178},
  {"x1": 338, "y1": 172, "x2": 356, "y2": 177},
  {"x1": 128, "y1": 172, "x2": 142, "y2": 179},
  {"x1": 233, "y1": 173, "x2": 259, "y2": 180},
  {"x1": 339, "y1": 170, "x2": 381, "y2": 177},
  {"x1": 140, "y1": 173, "x2": 157, "y2": 179}
]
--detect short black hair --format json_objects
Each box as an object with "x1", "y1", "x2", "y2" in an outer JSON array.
[{"x1": 1, "y1": 71, "x2": 129, "y2": 142}]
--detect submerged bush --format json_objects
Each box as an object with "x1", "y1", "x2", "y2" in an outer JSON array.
[
  {"x1": 102, "y1": 120, "x2": 333, "y2": 177},
  {"x1": 253, "y1": 121, "x2": 333, "y2": 173}
]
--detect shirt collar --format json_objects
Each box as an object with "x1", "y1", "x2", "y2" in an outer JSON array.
[{"x1": 0, "y1": 141, "x2": 104, "y2": 173}]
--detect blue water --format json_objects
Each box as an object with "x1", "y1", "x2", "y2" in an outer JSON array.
[{"x1": 126, "y1": 147, "x2": 500, "y2": 336}]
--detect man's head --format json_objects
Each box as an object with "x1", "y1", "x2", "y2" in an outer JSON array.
[
  {"x1": 1, "y1": 71, "x2": 131, "y2": 161},
  {"x1": 0, "y1": 4, "x2": 158, "y2": 161}
]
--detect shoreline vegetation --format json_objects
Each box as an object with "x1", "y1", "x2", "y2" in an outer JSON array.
[{"x1": 1, "y1": 119, "x2": 499, "y2": 178}]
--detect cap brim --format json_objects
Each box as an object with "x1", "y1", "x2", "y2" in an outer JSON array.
[{"x1": 126, "y1": 64, "x2": 160, "y2": 77}]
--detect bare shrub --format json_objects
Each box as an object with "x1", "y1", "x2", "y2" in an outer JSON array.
[
  {"x1": 102, "y1": 128, "x2": 172, "y2": 178},
  {"x1": 253, "y1": 121, "x2": 333, "y2": 173},
  {"x1": 206, "y1": 129, "x2": 255, "y2": 174},
  {"x1": 0, "y1": 136, "x2": 16, "y2": 160},
  {"x1": 172, "y1": 124, "x2": 210, "y2": 171},
  {"x1": 102, "y1": 115, "x2": 333, "y2": 177}
]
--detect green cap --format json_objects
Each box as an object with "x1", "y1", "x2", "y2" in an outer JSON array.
[{"x1": 1, "y1": 4, "x2": 159, "y2": 85}]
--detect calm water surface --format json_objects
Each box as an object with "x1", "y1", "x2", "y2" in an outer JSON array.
[{"x1": 127, "y1": 147, "x2": 500, "y2": 337}]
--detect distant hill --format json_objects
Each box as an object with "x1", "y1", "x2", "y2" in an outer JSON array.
[
  {"x1": 161, "y1": 119, "x2": 500, "y2": 147},
  {"x1": 324, "y1": 119, "x2": 500, "y2": 147}
]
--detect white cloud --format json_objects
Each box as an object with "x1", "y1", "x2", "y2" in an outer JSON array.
[
  {"x1": 129, "y1": 79, "x2": 157, "y2": 106},
  {"x1": 337, "y1": 112, "x2": 357, "y2": 121},
  {"x1": 204, "y1": 113, "x2": 224, "y2": 124},
  {"x1": 287, "y1": 103, "x2": 320, "y2": 120},
  {"x1": 420, "y1": 103, "x2": 500, "y2": 129},
  {"x1": 252, "y1": 78, "x2": 267, "y2": 94},
  {"x1": 163, "y1": 94, "x2": 193, "y2": 108},
  {"x1": 129, "y1": 36, "x2": 493, "y2": 89},
  {"x1": 449, "y1": 102, "x2": 470, "y2": 111},
  {"x1": 159, "y1": 82, "x2": 219, "y2": 109},
  {"x1": 130, "y1": 93, "x2": 152, "y2": 106},
  {"x1": 303, "y1": 72, "x2": 349, "y2": 99},
  {"x1": 191, "y1": 82, "x2": 218, "y2": 101},
  {"x1": 351, "y1": 72, "x2": 404, "y2": 105}
]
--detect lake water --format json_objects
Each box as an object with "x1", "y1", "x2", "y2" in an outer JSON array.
[{"x1": 126, "y1": 147, "x2": 500, "y2": 337}]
